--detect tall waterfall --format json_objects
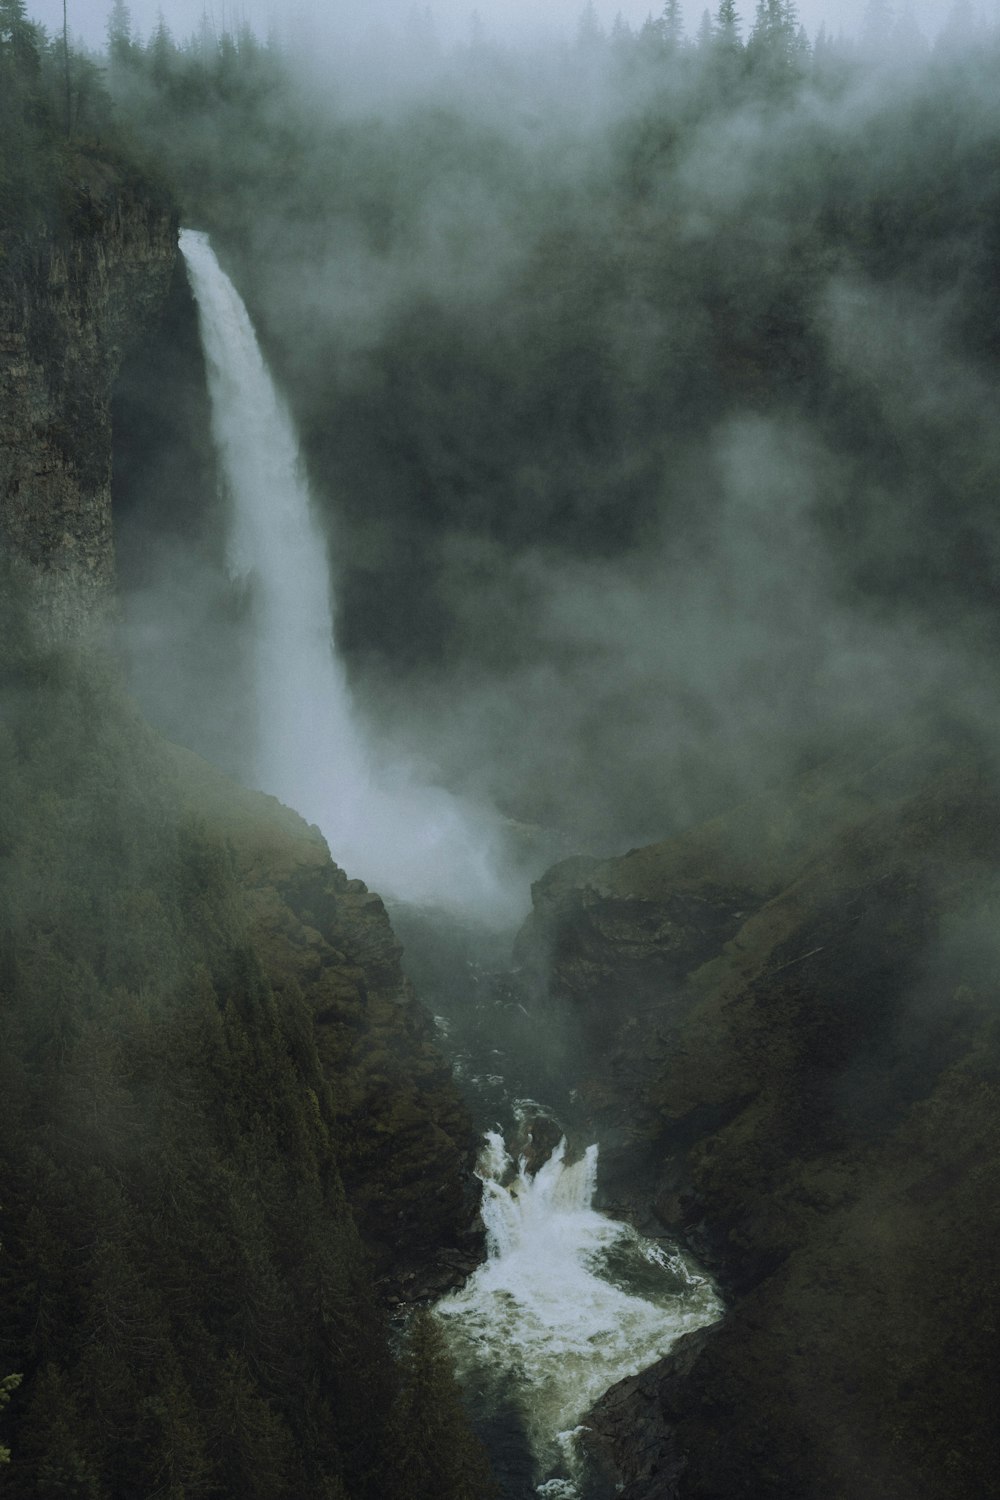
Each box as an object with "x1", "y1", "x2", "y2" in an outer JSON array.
[
  {"x1": 179, "y1": 230, "x2": 519, "y2": 920},
  {"x1": 436, "y1": 1131, "x2": 723, "y2": 1498}
]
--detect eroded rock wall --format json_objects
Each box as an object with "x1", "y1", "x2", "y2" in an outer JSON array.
[
  {"x1": 0, "y1": 152, "x2": 177, "y2": 636},
  {"x1": 167, "y1": 742, "x2": 484, "y2": 1298},
  {"x1": 520, "y1": 738, "x2": 1000, "y2": 1498}
]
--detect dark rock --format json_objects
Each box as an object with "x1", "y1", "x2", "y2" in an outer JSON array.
[
  {"x1": 166, "y1": 741, "x2": 486, "y2": 1298},
  {"x1": 0, "y1": 152, "x2": 177, "y2": 637},
  {"x1": 521, "y1": 738, "x2": 1000, "y2": 1498}
]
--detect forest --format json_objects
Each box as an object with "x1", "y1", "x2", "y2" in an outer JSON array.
[
  {"x1": 3, "y1": 0, "x2": 1000, "y2": 1494},
  {"x1": 98, "y1": 0, "x2": 1000, "y2": 856}
]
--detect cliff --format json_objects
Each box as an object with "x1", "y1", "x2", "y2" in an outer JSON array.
[
  {"x1": 0, "y1": 143, "x2": 489, "y2": 1499},
  {"x1": 166, "y1": 742, "x2": 484, "y2": 1296},
  {"x1": 519, "y1": 736, "x2": 1000, "y2": 1499},
  {"x1": 0, "y1": 630, "x2": 487, "y2": 1497},
  {"x1": 0, "y1": 149, "x2": 177, "y2": 636},
  {"x1": 0, "y1": 144, "x2": 482, "y2": 1298}
]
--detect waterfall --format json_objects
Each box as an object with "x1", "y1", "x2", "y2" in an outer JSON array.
[
  {"x1": 178, "y1": 230, "x2": 519, "y2": 921},
  {"x1": 436, "y1": 1131, "x2": 723, "y2": 1497}
]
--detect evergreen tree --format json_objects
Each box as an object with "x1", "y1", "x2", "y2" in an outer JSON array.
[
  {"x1": 106, "y1": 0, "x2": 133, "y2": 67},
  {"x1": 147, "y1": 11, "x2": 175, "y2": 85},
  {"x1": 392, "y1": 1313, "x2": 498, "y2": 1500},
  {"x1": 661, "y1": 0, "x2": 685, "y2": 48},
  {"x1": 747, "y1": 0, "x2": 803, "y2": 83},
  {"x1": 716, "y1": 0, "x2": 742, "y2": 46},
  {"x1": 0, "y1": 0, "x2": 40, "y2": 74},
  {"x1": 891, "y1": 1, "x2": 925, "y2": 56}
]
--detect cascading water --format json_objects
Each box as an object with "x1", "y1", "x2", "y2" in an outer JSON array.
[
  {"x1": 178, "y1": 229, "x2": 520, "y2": 922},
  {"x1": 436, "y1": 1129, "x2": 723, "y2": 1498},
  {"x1": 179, "y1": 230, "x2": 722, "y2": 1496}
]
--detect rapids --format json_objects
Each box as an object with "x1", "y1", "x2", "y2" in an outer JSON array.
[{"x1": 436, "y1": 1129, "x2": 722, "y2": 1498}]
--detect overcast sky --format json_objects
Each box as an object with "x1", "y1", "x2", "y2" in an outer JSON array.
[{"x1": 28, "y1": 0, "x2": 972, "y2": 53}]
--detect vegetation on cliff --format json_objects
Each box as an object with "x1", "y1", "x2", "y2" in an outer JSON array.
[
  {"x1": 0, "y1": 0, "x2": 163, "y2": 269},
  {"x1": 0, "y1": 576, "x2": 491, "y2": 1495}
]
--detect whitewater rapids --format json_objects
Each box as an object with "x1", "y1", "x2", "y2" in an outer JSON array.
[{"x1": 435, "y1": 1130, "x2": 722, "y2": 1497}]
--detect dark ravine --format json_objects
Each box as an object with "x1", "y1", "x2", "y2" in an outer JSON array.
[
  {"x1": 7, "y1": 115, "x2": 999, "y2": 1500},
  {"x1": 517, "y1": 737, "x2": 1000, "y2": 1498}
]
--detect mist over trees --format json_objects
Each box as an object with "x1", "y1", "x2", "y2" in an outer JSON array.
[
  {"x1": 3, "y1": 2, "x2": 1000, "y2": 1494},
  {"x1": 98, "y1": 0, "x2": 1000, "y2": 856}
]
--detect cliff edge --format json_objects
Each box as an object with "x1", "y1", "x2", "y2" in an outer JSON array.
[{"x1": 0, "y1": 150, "x2": 176, "y2": 636}]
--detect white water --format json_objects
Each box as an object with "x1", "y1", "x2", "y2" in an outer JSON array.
[
  {"x1": 179, "y1": 229, "x2": 520, "y2": 922},
  {"x1": 436, "y1": 1131, "x2": 723, "y2": 1496}
]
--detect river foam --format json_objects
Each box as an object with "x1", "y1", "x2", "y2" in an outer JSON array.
[{"x1": 436, "y1": 1131, "x2": 722, "y2": 1497}]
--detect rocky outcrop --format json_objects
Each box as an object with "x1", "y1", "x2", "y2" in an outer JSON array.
[
  {"x1": 0, "y1": 150, "x2": 177, "y2": 636},
  {"x1": 520, "y1": 736, "x2": 1000, "y2": 1498},
  {"x1": 166, "y1": 742, "x2": 484, "y2": 1298},
  {"x1": 0, "y1": 153, "x2": 482, "y2": 1301}
]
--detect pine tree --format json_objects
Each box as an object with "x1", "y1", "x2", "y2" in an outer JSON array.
[
  {"x1": 0, "y1": 0, "x2": 40, "y2": 74},
  {"x1": 747, "y1": 0, "x2": 803, "y2": 83},
  {"x1": 716, "y1": 0, "x2": 742, "y2": 45},
  {"x1": 392, "y1": 1313, "x2": 498, "y2": 1500},
  {"x1": 661, "y1": 0, "x2": 684, "y2": 48},
  {"x1": 147, "y1": 11, "x2": 175, "y2": 84},
  {"x1": 106, "y1": 0, "x2": 133, "y2": 67}
]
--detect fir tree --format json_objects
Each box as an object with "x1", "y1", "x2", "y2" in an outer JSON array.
[
  {"x1": 392, "y1": 1313, "x2": 498, "y2": 1500},
  {"x1": 661, "y1": 0, "x2": 684, "y2": 47}
]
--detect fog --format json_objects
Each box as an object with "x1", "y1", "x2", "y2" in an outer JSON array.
[
  {"x1": 31, "y1": 0, "x2": 972, "y2": 53},
  {"x1": 96, "y1": 2, "x2": 1000, "y2": 919}
]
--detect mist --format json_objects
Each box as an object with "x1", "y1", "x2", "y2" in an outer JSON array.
[{"x1": 102, "y1": 4, "x2": 1000, "y2": 917}]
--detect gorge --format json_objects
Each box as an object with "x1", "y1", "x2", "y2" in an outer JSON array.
[
  {"x1": 179, "y1": 228, "x2": 724, "y2": 1497},
  {"x1": 4, "y1": 7, "x2": 1000, "y2": 1498}
]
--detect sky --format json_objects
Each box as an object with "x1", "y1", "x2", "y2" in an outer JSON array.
[{"x1": 28, "y1": 0, "x2": 969, "y2": 53}]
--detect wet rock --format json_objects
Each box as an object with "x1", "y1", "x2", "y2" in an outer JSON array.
[
  {"x1": 512, "y1": 1106, "x2": 565, "y2": 1176},
  {"x1": 523, "y1": 738, "x2": 1000, "y2": 1498}
]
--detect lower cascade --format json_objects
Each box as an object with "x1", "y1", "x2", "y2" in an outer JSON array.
[{"x1": 436, "y1": 1130, "x2": 723, "y2": 1498}]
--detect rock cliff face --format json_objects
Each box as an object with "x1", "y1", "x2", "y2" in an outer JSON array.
[
  {"x1": 519, "y1": 737, "x2": 1000, "y2": 1499},
  {"x1": 166, "y1": 744, "x2": 484, "y2": 1296},
  {"x1": 0, "y1": 151, "x2": 177, "y2": 636},
  {"x1": 0, "y1": 156, "x2": 483, "y2": 1296}
]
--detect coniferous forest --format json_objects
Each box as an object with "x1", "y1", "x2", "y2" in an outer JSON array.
[{"x1": 4, "y1": 0, "x2": 1000, "y2": 1496}]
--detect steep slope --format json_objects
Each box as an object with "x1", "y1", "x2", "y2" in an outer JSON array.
[
  {"x1": 519, "y1": 738, "x2": 1000, "y2": 1498},
  {"x1": 167, "y1": 741, "x2": 483, "y2": 1295},
  {"x1": 0, "y1": 137, "x2": 488, "y2": 1494},
  {"x1": 0, "y1": 150, "x2": 177, "y2": 635}
]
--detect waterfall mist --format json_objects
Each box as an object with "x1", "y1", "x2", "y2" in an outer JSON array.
[{"x1": 178, "y1": 229, "x2": 522, "y2": 923}]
